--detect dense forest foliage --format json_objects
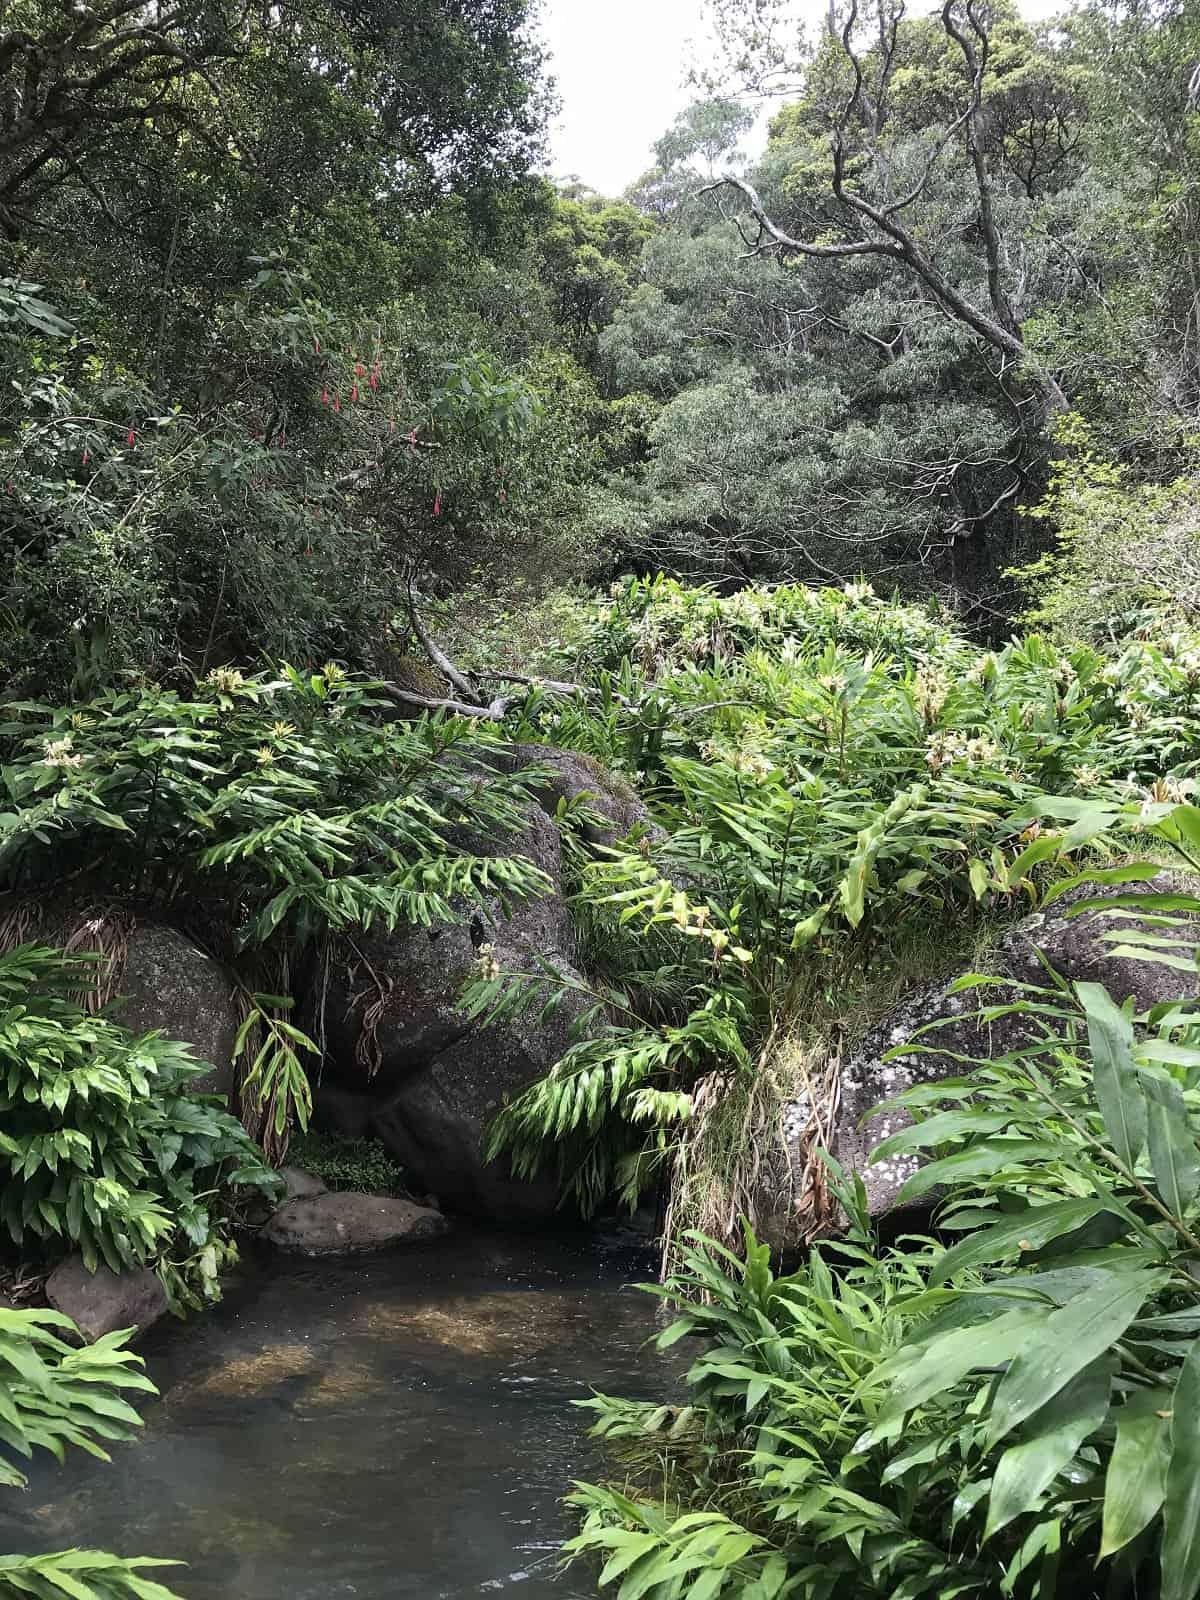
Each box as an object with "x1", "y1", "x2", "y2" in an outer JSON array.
[{"x1": 4, "y1": 0, "x2": 1200, "y2": 1595}]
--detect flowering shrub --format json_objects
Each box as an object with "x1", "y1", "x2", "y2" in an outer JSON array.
[
  {"x1": 485, "y1": 582, "x2": 1200, "y2": 1219},
  {"x1": 572, "y1": 574, "x2": 962, "y2": 679},
  {"x1": 0, "y1": 666, "x2": 549, "y2": 1138}
]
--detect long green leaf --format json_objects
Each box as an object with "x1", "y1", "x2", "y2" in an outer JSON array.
[
  {"x1": 1100, "y1": 1387, "x2": 1171, "y2": 1559},
  {"x1": 876, "y1": 1308, "x2": 1046, "y2": 1429},
  {"x1": 930, "y1": 1200, "x2": 1112, "y2": 1288},
  {"x1": 988, "y1": 1270, "x2": 1166, "y2": 1444},
  {"x1": 1163, "y1": 1338, "x2": 1200, "y2": 1600},
  {"x1": 1140, "y1": 1068, "x2": 1200, "y2": 1216},
  {"x1": 985, "y1": 1354, "x2": 1113, "y2": 1540},
  {"x1": 1077, "y1": 981, "x2": 1146, "y2": 1170}
]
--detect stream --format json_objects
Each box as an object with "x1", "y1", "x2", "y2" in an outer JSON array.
[{"x1": 0, "y1": 1231, "x2": 666, "y2": 1598}]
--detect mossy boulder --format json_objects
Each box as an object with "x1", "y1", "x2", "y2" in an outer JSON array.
[
  {"x1": 2, "y1": 901, "x2": 240, "y2": 1100},
  {"x1": 484, "y1": 742, "x2": 656, "y2": 848},
  {"x1": 318, "y1": 799, "x2": 591, "y2": 1221},
  {"x1": 769, "y1": 874, "x2": 1200, "y2": 1244}
]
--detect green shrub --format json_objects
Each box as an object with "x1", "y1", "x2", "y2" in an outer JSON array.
[
  {"x1": 564, "y1": 855, "x2": 1200, "y2": 1599},
  {"x1": 0, "y1": 666, "x2": 547, "y2": 947},
  {"x1": 287, "y1": 1132, "x2": 408, "y2": 1194},
  {"x1": 0, "y1": 666, "x2": 550, "y2": 1134},
  {"x1": 0, "y1": 944, "x2": 277, "y2": 1303},
  {"x1": 1, "y1": 1307, "x2": 183, "y2": 1598},
  {"x1": 477, "y1": 585, "x2": 1200, "y2": 1223},
  {"x1": 1012, "y1": 415, "x2": 1200, "y2": 644}
]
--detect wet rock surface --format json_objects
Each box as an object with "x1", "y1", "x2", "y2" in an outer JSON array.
[
  {"x1": 262, "y1": 1191, "x2": 449, "y2": 1254},
  {"x1": 45, "y1": 1255, "x2": 168, "y2": 1342}
]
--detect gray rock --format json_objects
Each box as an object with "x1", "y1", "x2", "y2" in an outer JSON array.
[
  {"x1": 263, "y1": 1191, "x2": 448, "y2": 1254},
  {"x1": 112, "y1": 923, "x2": 241, "y2": 1099},
  {"x1": 776, "y1": 874, "x2": 1200, "y2": 1235},
  {"x1": 21, "y1": 905, "x2": 242, "y2": 1100},
  {"x1": 279, "y1": 1167, "x2": 327, "y2": 1200},
  {"x1": 46, "y1": 1255, "x2": 168, "y2": 1343},
  {"x1": 369, "y1": 979, "x2": 593, "y2": 1220},
  {"x1": 319, "y1": 798, "x2": 596, "y2": 1220},
  {"x1": 485, "y1": 743, "x2": 655, "y2": 848}
]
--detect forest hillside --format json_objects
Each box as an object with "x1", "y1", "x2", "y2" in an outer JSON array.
[{"x1": 3, "y1": 1, "x2": 1200, "y2": 1598}]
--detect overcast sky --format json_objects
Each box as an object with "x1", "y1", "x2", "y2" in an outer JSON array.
[{"x1": 537, "y1": 0, "x2": 1060, "y2": 196}]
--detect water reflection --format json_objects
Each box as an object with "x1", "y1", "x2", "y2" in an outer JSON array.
[{"x1": 0, "y1": 1231, "x2": 665, "y2": 1599}]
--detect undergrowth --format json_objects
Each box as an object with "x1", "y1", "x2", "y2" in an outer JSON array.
[
  {"x1": 287, "y1": 1132, "x2": 408, "y2": 1195},
  {"x1": 564, "y1": 821, "x2": 1200, "y2": 1599},
  {"x1": 473, "y1": 579, "x2": 1200, "y2": 1242},
  {"x1": 0, "y1": 664, "x2": 547, "y2": 1143},
  {"x1": 0, "y1": 1308, "x2": 183, "y2": 1597},
  {"x1": 0, "y1": 944, "x2": 278, "y2": 1311}
]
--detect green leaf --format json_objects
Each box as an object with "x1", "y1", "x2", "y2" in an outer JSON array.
[
  {"x1": 894, "y1": 1140, "x2": 1063, "y2": 1206},
  {"x1": 1100, "y1": 1388, "x2": 1171, "y2": 1559},
  {"x1": 985, "y1": 1354, "x2": 1113, "y2": 1540},
  {"x1": 988, "y1": 1270, "x2": 1166, "y2": 1445},
  {"x1": 1077, "y1": 981, "x2": 1146, "y2": 1169},
  {"x1": 930, "y1": 1200, "x2": 1113, "y2": 1287},
  {"x1": 1140, "y1": 1068, "x2": 1200, "y2": 1216},
  {"x1": 1163, "y1": 1338, "x2": 1200, "y2": 1600},
  {"x1": 1043, "y1": 863, "x2": 1163, "y2": 907},
  {"x1": 1007, "y1": 833, "x2": 1065, "y2": 882},
  {"x1": 877, "y1": 1307, "x2": 1046, "y2": 1427}
]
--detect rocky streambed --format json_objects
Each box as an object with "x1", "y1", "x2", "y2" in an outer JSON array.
[{"x1": 0, "y1": 1230, "x2": 665, "y2": 1599}]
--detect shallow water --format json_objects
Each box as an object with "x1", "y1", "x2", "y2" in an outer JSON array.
[{"x1": 0, "y1": 1231, "x2": 667, "y2": 1599}]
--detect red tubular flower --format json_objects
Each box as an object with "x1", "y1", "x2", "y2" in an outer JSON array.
[
  {"x1": 321, "y1": 388, "x2": 330, "y2": 406},
  {"x1": 349, "y1": 384, "x2": 358, "y2": 403},
  {"x1": 433, "y1": 490, "x2": 442, "y2": 517},
  {"x1": 82, "y1": 448, "x2": 89, "y2": 468},
  {"x1": 127, "y1": 427, "x2": 135, "y2": 447},
  {"x1": 333, "y1": 394, "x2": 341, "y2": 412},
  {"x1": 354, "y1": 362, "x2": 365, "y2": 378},
  {"x1": 313, "y1": 337, "x2": 321, "y2": 354}
]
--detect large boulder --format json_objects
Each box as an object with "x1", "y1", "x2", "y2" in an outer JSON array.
[
  {"x1": 484, "y1": 743, "x2": 655, "y2": 848},
  {"x1": 319, "y1": 799, "x2": 594, "y2": 1221},
  {"x1": 5, "y1": 902, "x2": 241, "y2": 1100},
  {"x1": 773, "y1": 876, "x2": 1200, "y2": 1239},
  {"x1": 368, "y1": 980, "x2": 592, "y2": 1220},
  {"x1": 46, "y1": 1255, "x2": 168, "y2": 1343},
  {"x1": 110, "y1": 922, "x2": 241, "y2": 1099},
  {"x1": 263, "y1": 1191, "x2": 448, "y2": 1254}
]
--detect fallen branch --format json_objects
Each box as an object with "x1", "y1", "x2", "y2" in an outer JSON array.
[
  {"x1": 380, "y1": 684, "x2": 514, "y2": 721},
  {"x1": 405, "y1": 577, "x2": 478, "y2": 703},
  {"x1": 476, "y1": 670, "x2": 634, "y2": 709}
]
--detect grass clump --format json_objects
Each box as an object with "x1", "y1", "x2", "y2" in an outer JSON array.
[{"x1": 287, "y1": 1132, "x2": 408, "y2": 1196}]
